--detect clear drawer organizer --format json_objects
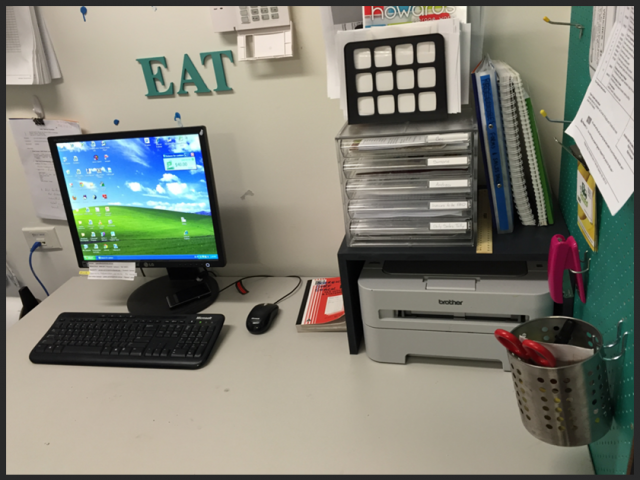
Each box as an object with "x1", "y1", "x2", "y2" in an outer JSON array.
[{"x1": 335, "y1": 109, "x2": 478, "y2": 247}]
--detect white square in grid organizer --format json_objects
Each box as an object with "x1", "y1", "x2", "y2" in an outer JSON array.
[
  {"x1": 354, "y1": 48, "x2": 371, "y2": 69},
  {"x1": 398, "y1": 93, "x2": 416, "y2": 113},
  {"x1": 374, "y1": 45, "x2": 393, "y2": 68},
  {"x1": 419, "y1": 91, "x2": 437, "y2": 112},
  {"x1": 377, "y1": 95, "x2": 395, "y2": 115},
  {"x1": 358, "y1": 96, "x2": 375, "y2": 116},
  {"x1": 375, "y1": 71, "x2": 394, "y2": 91},
  {"x1": 356, "y1": 73, "x2": 373, "y2": 93},
  {"x1": 416, "y1": 42, "x2": 436, "y2": 64},
  {"x1": 397, "y1": 69, "x2": 415, "y2": 90},
  {"x1": 394, "y1": 44, "x2": 414, "y2": 65},
  {"x1": 418, "y1": 67, "x2": 436, "y2": 88}
]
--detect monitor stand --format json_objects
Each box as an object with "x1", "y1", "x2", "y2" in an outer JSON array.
[{"x1": 127, "y1": 267, "x2": 219, "y2": 315}]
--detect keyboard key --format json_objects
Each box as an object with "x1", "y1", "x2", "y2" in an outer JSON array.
[
  {"x1": 130, "y1": 348, "x2": 143, "y2": 356},
  {"x1": 171, "y1": 349, "x2": 187, "y2": 357},
  {"x1": 119, "y1": 348, "x2": 131, "y2": 356},
  {"x1": 195, "y1": 346, "x2": 206, "y2": 358},
  {"x1": 45, "y1": 346, "x2": 54, "y2": 353},
  {"x1": 35, "y1": 345, "x2": 45, "y2": 353},
  {"x1": 160, "y1": 349, "x2": 169, "y2": 357},
  {"x1": 40, "y1": 339, "x2": 56, "y2": 345},
  {"x1": 53, "y1": 346, "x2": 63, "y2": 354},
  {"x1": 110, "y1": 347, "x2": 120, "y2": 355}
]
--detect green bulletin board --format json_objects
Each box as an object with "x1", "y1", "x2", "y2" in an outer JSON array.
[{"x1": 559, "y1": 6, "x2": 634, "y2": 475}]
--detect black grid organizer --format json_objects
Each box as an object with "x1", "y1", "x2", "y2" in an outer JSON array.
[{"x1": 344, "y1": 33, "x2": 448, "y2": 125}]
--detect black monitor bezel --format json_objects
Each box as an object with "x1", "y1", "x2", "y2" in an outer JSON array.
[{"x1": 48, "y1": 126, "x2": 227, "y2": 269}]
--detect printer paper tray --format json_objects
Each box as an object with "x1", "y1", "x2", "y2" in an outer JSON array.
[{"x1": 372, "y1": 313, "x2": 522, "y2": 334}]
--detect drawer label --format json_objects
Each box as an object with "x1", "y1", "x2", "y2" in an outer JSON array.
[
  {"x1": 431, "y1": 222, "x2": 469, "y2": 231},
  {"x1": 430, "y1": 201, "x2": 469, "y2": 210},
  {"x1": 427, "y1": 156, "x2": 468, "y2": 167},
  {"x1": 429, "y1": 179, "x2": 469, "y2": 188}
]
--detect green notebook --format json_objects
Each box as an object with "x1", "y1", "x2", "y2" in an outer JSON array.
[{"x1": 525, "y1": 95, "x2": 554, "y2": 225}]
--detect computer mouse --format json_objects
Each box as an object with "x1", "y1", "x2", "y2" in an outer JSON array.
[{"x1": 246, "y1": 303, "x2": 279, "y2": 335}]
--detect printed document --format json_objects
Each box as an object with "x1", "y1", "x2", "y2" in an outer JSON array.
[
  {"x1": 9, "y1": 119, "x2": 82, "y2": 220},
  {"x1": 566, "y1": 6, "x2": 634, "y2": 216}
]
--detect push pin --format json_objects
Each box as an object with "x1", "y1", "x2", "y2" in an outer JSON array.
[
  {"x1": 543, "y1": 16, "x2": 584, "y2": 39},
  {"x1": 540, "y1": 109, "x2": 571, "y2": 124}
]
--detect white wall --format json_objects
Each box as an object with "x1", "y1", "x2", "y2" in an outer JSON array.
[{"x1": 6, "y1": 6, "x2": 571, "y2": 299}]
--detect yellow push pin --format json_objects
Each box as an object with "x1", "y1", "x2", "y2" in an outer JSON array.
[
  {"x1": 540, "y1": 109, "x2": 571, "y2": 124},
  {"x1": 543, "y1": 16, "x2": 584, "y2": 39}
]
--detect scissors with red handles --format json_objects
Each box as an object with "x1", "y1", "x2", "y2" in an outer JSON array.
[{"x1": 494, "y1": 329, "x2": 557, "y2": 367}]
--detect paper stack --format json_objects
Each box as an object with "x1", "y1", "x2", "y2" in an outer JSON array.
[{"x1": 6, "y1": 6, "x2": 61, "y2": 85}]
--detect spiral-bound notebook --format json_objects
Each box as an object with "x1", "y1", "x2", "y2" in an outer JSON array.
[{"x1": 493, "y1": 60, "x2": 554, "y2": 226}]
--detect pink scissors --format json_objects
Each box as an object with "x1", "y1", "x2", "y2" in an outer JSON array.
[{"x1": 495, "y1": 329, "x2": 557, "y2": 367}]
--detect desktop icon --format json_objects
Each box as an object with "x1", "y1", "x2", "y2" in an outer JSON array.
[
  {"x1": 100, "y1": 182, "x2": 105, "y2": 187},
  {"x1": 91, "y1": 232, "x2": 96, "y2": 237},
  {"x1": 77, "y1": 169, "x2": 82, "y2": 174},
  {"x1": 110, "y1": 231, "x2": 115, "y2": 237},
  {"x1": 101, "y1": 232, "x2": 106, "y2": 237},
  {"x1": 108, "y1": 219, "x2": 113, "y2": 225},
  {"x1": 83, "y1": 195, "x2": 87, "y2": 200},
  {"x1": 190, "y1": 152, "x2": 195, "y2": 157},
  {"x1": 66, "y1": 170, "x2": 71, "y2": 175},
  {"x1": 104, "y1": 244, "x2": 108, "y2": 249},
  {"x1": 113, "y1": 244, "x2": 119, "y2": 249},
  {"x1": 91, "y1": 141, "x2": 96, "y2": 148},
  {"x1": 72, "y1": 196, "x2": 77, "y2": 200},
  {"x1": 155, "y1": 137, "x2": 161, "y2": 144},
  {"x1": 86, "y1": 168, "x2": 92, "y2": 174},
  {"x1": 94, "y1": 244, "x2": 99, "y2": 249},
  {"x1": 78, "y1": 221, "x2": 82, "y2": 225},
  {"x1": 181, "y1": 217, "x2": 187, "y2": 224},
  {"x1": 98, "y1": 220, "x2": 102, "y2": 225},
  {"x1": 105, "y1": 206, "x2": 110, "y2": 212},
  {"x1": 107, "y1": 167, "x2": 112, "y2": 173},
  {"x1": 178, "y1": 136, "x2": 185, "y2": 143},
  {"x1": 184, "y1": 230, "x2": 189, "y2": 236},
  {"x1": 101, "y1": 141, "x2": 107, "y2": 147},
  {"x1": 81, "y1": 233, "x2": 85, "y2": 237},
  {"x1": 95, "y1": 207, "x2": 100, "y2": 212},
  {"x1": 79, "y1": 182, "x2": 84, "y2": 187},
  {"x1": 63, "y1": 157, "x2": 68, "y2": 162},
  {"x1": 83, "y1": 244, "x2": 88, "y2": 249},
  {"x1": 101, "y1": 167, "x2": 107, "y2": 173},
  {"x1": 93, "y1": 155, "x2": 99, "y2": 160},
  {"x1": 88, "y1": 220, "x2": 93, "y2": 225},
  {"x1": 73, "y1": 156, "x2": 78, "y2": 161},
  {"x1": 69, "y1": 182, "x2": 74, "y2": 188},
  {"x1": 85, "y1": 207, "x2": 90, "y2": 213},
  {"x1": 144, "y1": 138, "x2": 150, "y2": 144},
  {"x1": 93, "y1": 195, "x2": 97, "y2": 200},
  {"x1": 104, "y1": 155, "x2": 108, "y2": 160}
]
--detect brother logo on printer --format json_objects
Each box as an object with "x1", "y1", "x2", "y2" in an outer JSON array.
[{"x1": 438, "y1": 300, "x2": 463, "y2": 305}]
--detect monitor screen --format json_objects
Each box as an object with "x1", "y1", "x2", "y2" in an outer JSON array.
[{"x1": 49, "y1": 127, "x2": 225, "y2": 267}]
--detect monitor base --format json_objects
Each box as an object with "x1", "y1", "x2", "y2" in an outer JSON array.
[{"x1": 127, "y1": 271, "x2": 220, "y2": 315}]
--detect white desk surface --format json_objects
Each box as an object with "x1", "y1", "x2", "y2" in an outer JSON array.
[{"x1": 6, "y1": 276, "x2": 594, "y2": 475}]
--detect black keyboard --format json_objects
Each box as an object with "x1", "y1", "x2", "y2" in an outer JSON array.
[{"x1": 29, "y1": 312, "x2": 225, "y2": 369}]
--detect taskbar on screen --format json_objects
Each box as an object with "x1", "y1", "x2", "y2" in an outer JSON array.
[{"x1": 82, "y1": 254, "x2": 218, "y2": 261}]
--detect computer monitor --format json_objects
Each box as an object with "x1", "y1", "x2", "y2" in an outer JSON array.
[{"x1": 48, "y1": 126, "x2": 226, "y2": 314}]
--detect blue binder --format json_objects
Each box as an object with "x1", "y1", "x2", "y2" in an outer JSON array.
[{"x1": 472, "y1": 55, "x2": 514, "y2": 234}]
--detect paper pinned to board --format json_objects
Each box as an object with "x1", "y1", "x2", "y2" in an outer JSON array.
[
  {"x1": 565, "y1": 6, "x2": 634, "y2": 216},
  {"x1": 87, "y1": 262, "x2": 137, "y2": 281},
  {"x1": 8, "y1": 118, "x2": 82, "y2": 221}
]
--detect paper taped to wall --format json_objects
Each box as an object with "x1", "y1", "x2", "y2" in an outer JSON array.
[
  {"x1": 9, "y1": 118, "x2": 82, "y2": 221},
  {"x1": 87, "y1": 262, "x2": 137, "y2": 281},
  {"x1": 566, "y1": 6, "x2": 634, "y2": 216}
]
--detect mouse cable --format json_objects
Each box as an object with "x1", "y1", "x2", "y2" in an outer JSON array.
[
  {"x1": 215, "y1": 275, "x2": 273, "y2": 294},
  {"x1": 273, "y1": 276, "x2": 303, "y2": 305},
  {"x1": 212, "y1": 274, "x2": 302, "y2": 304}
]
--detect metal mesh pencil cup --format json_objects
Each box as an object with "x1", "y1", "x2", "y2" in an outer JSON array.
[{"x1": 507, "y1": 317, "x2": 613, "y2": 447}]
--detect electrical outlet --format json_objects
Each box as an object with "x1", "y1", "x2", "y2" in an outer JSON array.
[{"x1": 22, "y1": 226, "x2": 62, "y2": 249}]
